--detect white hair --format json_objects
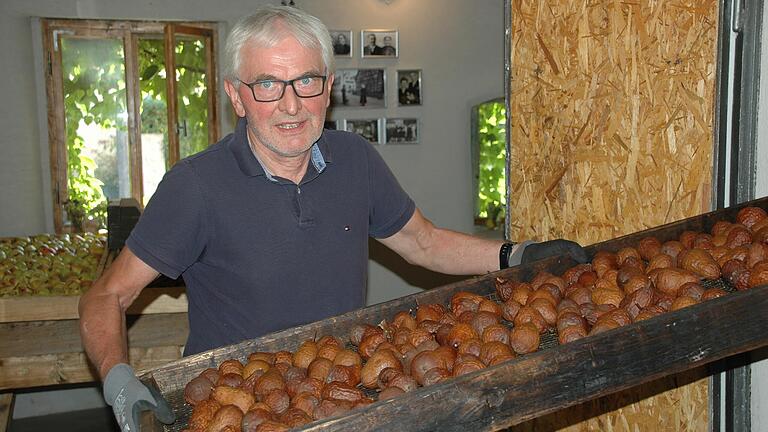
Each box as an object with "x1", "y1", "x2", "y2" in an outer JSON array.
[{"x1": 224, "y1": 5, "x2": 335, "y2": 83}]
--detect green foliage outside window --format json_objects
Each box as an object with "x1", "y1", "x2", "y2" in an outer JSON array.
[
  {"x1": 137, "y1": 37, "x2": 210, "y2": 159},
  {"x1": 476, "y1": 100, "x2": 507, "y2": 228},
  {"x1": 60, "y1": 34, "x2": 210, "y2": 231},
  {"x1": 61, "y1": 38, "x2": 125, "y2": 230},
  {"x1": 174, "y1": 38, "x2": 210, "y2": 158}
]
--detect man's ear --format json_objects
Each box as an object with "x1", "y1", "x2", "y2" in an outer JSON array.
[
  {"x1": 325, "y1": 74, "x2": 335, "y2": 108},
  {"x1": 224, "y1": 79, "x2": 246, "y2": 118}
]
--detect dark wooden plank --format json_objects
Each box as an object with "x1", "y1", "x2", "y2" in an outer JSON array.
[{"x1": 584, "y1": 196, "x2": 768, "y2": 255}]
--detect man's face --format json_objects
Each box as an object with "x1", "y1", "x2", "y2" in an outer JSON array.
[
  {"x1": 368, "y1": 34, "x2": 376, "y2": 45},
  {"x1": 383, "y1": 36, "x2": 393, "y2": 47},
  {"x1": 225, "y1": 36, "x2": 334, "y2": 159}
]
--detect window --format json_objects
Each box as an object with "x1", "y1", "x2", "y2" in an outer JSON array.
[
  {"x1": 472, "y1": 98, "x2": 507, "y2": 230},
  {"x1": 42, "y1": 19, "x2": 219, "y2": 233}
]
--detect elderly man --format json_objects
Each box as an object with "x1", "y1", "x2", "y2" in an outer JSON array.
[
  {"x1": 363, "y1": 32, "x2": 382, "y2": 55},
  {"x1": 79, "y1": 6, "x2": 586, "y2": 431}
]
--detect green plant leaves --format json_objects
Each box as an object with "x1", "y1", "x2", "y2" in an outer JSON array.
[
  {"x1": 142, "y1": 64, "x2": 159, "y2": 81},
  {"x1": 476, "y1": 101, "x2": 507, "y2": 221}
]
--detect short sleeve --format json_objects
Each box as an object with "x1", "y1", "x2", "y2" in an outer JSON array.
[
  {"x1": 366, "y1": 143, "x2": 415, "y2": 238},
  {"x1": 126, "y1": 160, "x2": 208, "y2": 279}
]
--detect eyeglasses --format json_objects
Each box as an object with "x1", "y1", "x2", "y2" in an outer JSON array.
[{"x1": 238, "y1": 75, "x2": 327, "y2": 102}]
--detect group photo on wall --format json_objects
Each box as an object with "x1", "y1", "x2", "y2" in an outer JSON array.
[{"x1": 361, "y1": 29, "x2": 398, "y2": 58}]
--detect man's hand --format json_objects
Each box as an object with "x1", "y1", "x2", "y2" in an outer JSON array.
[
  {"x1": 104, "y1": 363, "x2": 175, "y2": 431},
  {"x1": 506, "y1": 239, "x2": 588, "y2": 267}
]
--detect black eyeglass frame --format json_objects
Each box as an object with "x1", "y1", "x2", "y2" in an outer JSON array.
[{"x1": 238, "y1": 75, "x2": 328, "y2": 102}]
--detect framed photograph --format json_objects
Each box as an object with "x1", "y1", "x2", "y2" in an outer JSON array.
[
  {"x1": 397, "y1": 69, "x2": 422, "y2": 106},
  {"x1": 331, "y1": 68, "x2": 386, "y2": 109},
  {"x1": 329, "y1": 30, "x2": 352, "y2": 57},
  {"x1": 346, "y1": 119, "x2": 381, "y2": 144},
  {"x1": 384, "y1": 118, "x2": 419, "y2": 144},
  {"x1": 361, "y1": 29, "x2": 398, "y2": 58}
]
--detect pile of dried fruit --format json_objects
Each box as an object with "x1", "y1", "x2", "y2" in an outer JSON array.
[
  {"x1": 0, "y1": 232, "x2": 106, "y2": 297},
  {"x1": 181, "y1": 206, "x2": 768, "y2": 431}
]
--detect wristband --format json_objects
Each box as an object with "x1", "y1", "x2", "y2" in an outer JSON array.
[{"x1": 499, "y1": 242, "x2": 516, "y2": 269}]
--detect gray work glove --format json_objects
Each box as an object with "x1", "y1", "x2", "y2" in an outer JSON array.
[
  {"x1": 506, "y1": 239, "x2": 589, "y2": 267},
  {"x1": 104, "y1": 363, "x2": 176, "y2": 431}
]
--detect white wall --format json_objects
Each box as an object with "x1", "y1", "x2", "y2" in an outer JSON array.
[{"x1": 1, "y1": 0, "x2": 504, "y2": 418}]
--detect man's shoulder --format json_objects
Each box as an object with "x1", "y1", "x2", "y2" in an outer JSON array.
[
  {"x1": 322, "y1": 129, "x2": 372, "y2": 157},
  {"x1": 169, "y1": 135, "x2": 241, "y2": 182},
  {"x1": 180, "y1": 136, "x2": 234, "y2": 167},
  {"x1": 324, "y1": 129, "x2": 363, "y2": 145}
]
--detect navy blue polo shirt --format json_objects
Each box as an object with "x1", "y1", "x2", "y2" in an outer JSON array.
[{"x1": 126, "y1": 118, "x2": 415, "y2": 355}]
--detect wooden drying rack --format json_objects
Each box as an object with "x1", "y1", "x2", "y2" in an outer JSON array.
[
  {"x1": 138, "y1": 198, "x2": 768, "y2": 432},
  {"x1": 0, "y1": 249, "x2": 189, "y2": 431}
]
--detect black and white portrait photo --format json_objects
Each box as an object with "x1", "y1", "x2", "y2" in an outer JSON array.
[
  {"x1": 397, "y1": 69, "x2": 422, "y2": 106},
  {"x1": 346, "y1": 119, "x2": 381, "y2": 144},
  {"x1": 329, "y1": 30, "x2": 352, "y2": 57},
  {"x1": 385, "y1": 118, "x2": 419, "y2": 144},
  {"x1": 330, "y1": 68, "x2": 386, "y2": 108},
  {"x1": 361, "y1": 30, "x2": 398, "y2": 58}
]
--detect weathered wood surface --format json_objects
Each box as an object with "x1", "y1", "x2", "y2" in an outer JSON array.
[
  {"x1": 138, "y1": 197, "x2": 768, "y2": 431},
  {"x1": 0, "y1": 313, "x2": 188, "y2": 357},
  {"x1": 0, "y1": 313, "x2": 188, "y2": 390},
  {"x1": 0, "y1": 393, "x2": 12, "y2": 432},
  {"x1": 0, "y1": 346, "x2": 184, "y2": 391},
  {"x1": 0, "y1": 287, "x2": 187, "y2": 323}
]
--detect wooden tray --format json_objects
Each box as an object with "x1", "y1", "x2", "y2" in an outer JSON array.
[
  {"x1": 0, "y1": 249, "x2": 187, "y2": 323},
  {"x1": 0, "y1": 249, "x2": 188, "y2": 390},
  {"x1": 138, "y1": 197, "x2": 768, "y2": 431}
]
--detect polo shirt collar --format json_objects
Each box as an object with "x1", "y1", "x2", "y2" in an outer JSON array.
[{"x1": 230, "y1": 117, "x2": 333, "y2": 178}]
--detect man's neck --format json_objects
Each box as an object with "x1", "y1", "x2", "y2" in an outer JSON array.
[{"x1": 247, "y1": 133, "x2": 311, "y2": 184}]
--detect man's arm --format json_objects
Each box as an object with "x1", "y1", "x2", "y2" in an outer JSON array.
[
  {"x1": 78, "y1": 246, "x2": 159, "y2": 379},
  {"x1": 378, "y1": 208, "x2": 504, "y2": 275},
  {"x1": 80, "y1": 247, "x2": 176, "y2": 431},
  {"x1": 378, "y1": 208, "x2": 589, "y2": 275}
]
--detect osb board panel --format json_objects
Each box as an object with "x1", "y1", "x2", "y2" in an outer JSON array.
[
  {"x1": 508, "y1": 0, "x2": 718, "y2": 244},
  {"x1": 507, "y1": 0, "x2": 719, "y2": 430},
  {"x1": 508, "y1": 369, "x2": 709, "y2": 431}
]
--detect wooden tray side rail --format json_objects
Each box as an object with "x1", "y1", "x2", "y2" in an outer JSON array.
[
  {"x1": 306, "y1": 285, "x2": 768, "y2": 431},
  {"x1": 139, "y1": 197, "x2": 768, "y2": 431},
  {"x1": 0, "y1": 250, "x2": 188, "y2": 391}
]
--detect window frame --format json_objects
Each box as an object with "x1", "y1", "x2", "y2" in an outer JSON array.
[{"x1": 41, "y1": 18, "x2": 219, "y2": 233}]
